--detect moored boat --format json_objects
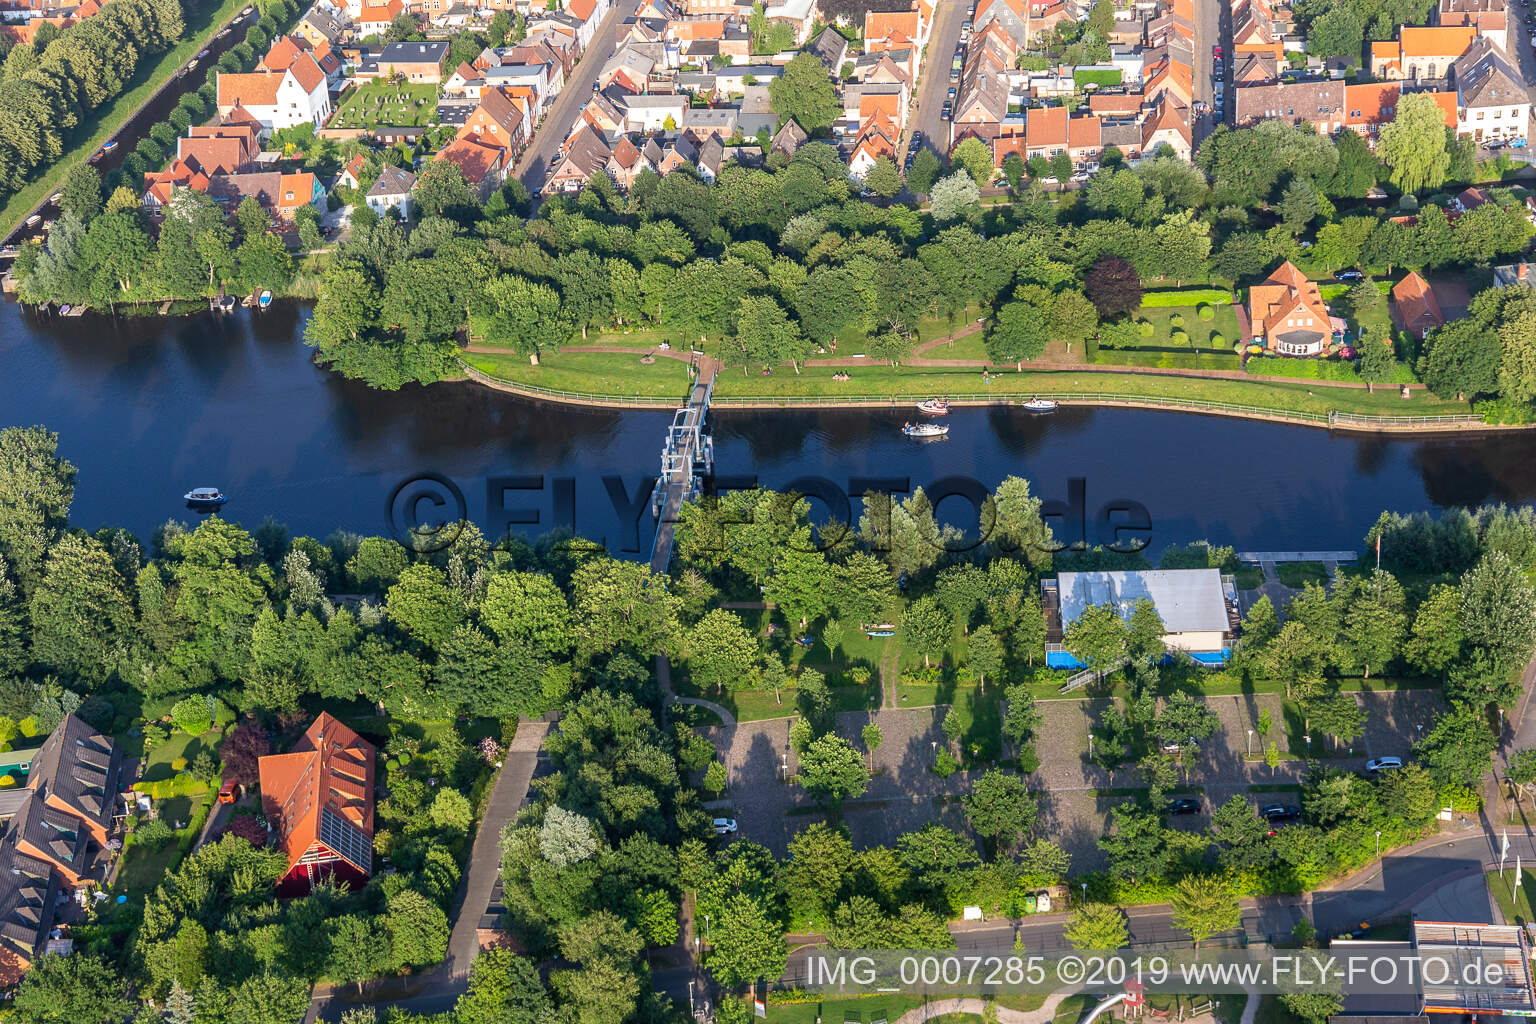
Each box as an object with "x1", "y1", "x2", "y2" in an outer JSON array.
[
  {"x1": 184, "y1": 487, "x2": 228, "y2": 506},
  {"x1": 1022, "y1": 397, "x2": 1058, "y2": 412},
  {"x1": 916, "y1": 398, "x2": 950, "y2": 415},
  {"x1": 902, "y1": 422, "x2": 949, "y2": 438}
]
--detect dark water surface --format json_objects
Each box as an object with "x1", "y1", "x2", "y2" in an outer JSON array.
[{"x1": 5, "y1": 299, "x2": 1535, "y2": 555}]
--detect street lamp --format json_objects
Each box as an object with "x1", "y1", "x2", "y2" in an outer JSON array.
[
  {"x1": 705, "y1": 914, "x2": 711, "y2": 943},
  {"x1": 1375, "y1": 829, "x2": 1381, "y2": 857},
  {"x1": 1303, "y1": 733, "x2": 1310, "y2": 753},
  {"x1": 1246, "y1": 729, "x2": 1252, "y2": 756},
  {"x1": 1081, "y1": 882, "x2": 1088, "y2": 905}
]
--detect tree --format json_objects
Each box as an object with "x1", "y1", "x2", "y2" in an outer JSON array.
[
  {"x1": 902, "y1": 595, "x2": 952, "y2": 668},
  {"x1": 1282, "y1": 992, "x2": 1345, "y2": 1024},
  {"x1": 1416, "y1": 701, "x2": 1496, "y2": 789},
  {"x1": 1084, "y1": 255, "x2": 1141, "y2": 319},
  {"x1": 482, "y1": 274, "x2": 569, "y2": 359},
  {"x1": 767, "y1": 54, "x2": 840, "y2": 133},
  {"x1": 929, "y1": 171, "x2": 981, "y2": 222},
  {"x1": 1460, "y1": 552, "x2": 1536, "y2": 677},
  {"x1": 1169, "y1": 874, "x2": 1240, "y2": 950},
  {"x1": 783, "y1": 822, "x2": 854, "y2": 914},
  {"x1": 987, "y1": 295, "x2": 1051, "y2": 367},
  {"x1": 798, "y1": 734, "x2": 870, "y2": 804},
  {"x1": 28, "y1": 534, "x2": 132, "y2": 684},
  {"x1": 386, "y1": 889, "x2": 450, "y2": 970},
  {"x1": 1339, "y1": 569, "x2": 1406, "y2": 678},
  {"x1": 1064, "y1": 903, "x2": 1129, "y2": 950},
  {"x1": 687, "y1": 609, "x2": 760, "y2": 693},
  {"x1": 0, "y1": 425, "x2": 76, "y2": 592},
  {"x1": 386, "y1": 563, "x2": 465, "y2": 650},
  {"x1": 540, "y1": 805, "x2": 601, "y2": 866},
  {"x1": 733, "y1": 294, "x2": 812, "y2": 372},
  {"x1": 706, "y1": 892, "x2": 788, "y2": 991},
  {"x1": 429, "y1": 788, "x2": 473, "y2": 831},
  {"x1": 1064, "y1": 603, "x2": 1129, "y2": 678},
  {"x1": 1378, "y1": 93, "x2": 1451, "y2": 195},
  {"x1": 863, "y1": 155, "x2": 902, "y2": 199},
  {"x1": 414, "y1": 160, "x2": 481, "y2": 222},
  {"x1": 861, "y1": 721, "x2": 883, "y2": 770},
  {"x1": 1509, "y1": 748, "x2": 1536, "y2": 803},
  {"x1": 968, "y1": 624, "x2": 1003, "y2": 690},
  {"x1": 952, "y1": 137, "x2": 995, "y2": 187},
  {"x1": 454, "y1": 948, "x2": 557, "y2": 1024},
  {"x1": 60, "y1": 163, "x2": 101, "y2": 220},
  {"x1": 964, "y1": 769, "x2": 1037, "y2": 851},
  {"x1": 1098, "y1": 805, "x2": 1171, "y2": 882},
  {"x1": 908, "y1": 148, "x2": 942, "y2": 193},
  {"x1": 11, "y1": 954, "x2": 132, "y2": 1024},
  {"x1": 1501, "y1": 311, "x2": 1536, "y2": 405},
  {"x1": 1001, "y1": 684, "x2": 1042, "y2": 748}
]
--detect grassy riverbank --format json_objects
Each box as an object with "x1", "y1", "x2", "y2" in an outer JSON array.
[
  {"x1": 0, "y1": 0, "x2": 247, "y2": 239},
  {"x1": 465, "y1": 346, "x2": 1475, "y2": 421}
]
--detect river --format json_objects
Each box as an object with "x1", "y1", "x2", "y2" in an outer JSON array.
[{"x1": 5, "y1": 299, "x2": 1535, "y2": 557}]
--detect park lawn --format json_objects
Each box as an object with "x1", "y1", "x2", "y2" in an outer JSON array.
[
  {"x1": 332, "y1": 80, "x2": 440, "y2": 129},
  {"x1": 1275, "y1": 562, "x2": 1328, "y2": 588},
  {"x1": 921, "y1": 328, "x2": 991, "y2": 362},
  {"x1": 463, "y1": 350, "x2": 697, "y2": 400},
  {"x1": 712, "y1": 364, "x2": 1474, "y2": 419},
  {"x1": 0, "y1": 0, "x2": 247, "y2": 238}
]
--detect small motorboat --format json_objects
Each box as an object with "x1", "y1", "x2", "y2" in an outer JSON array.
[
  {"x1": 258, "y1": 290, "x2": 272, "y2": 309},
  {"x1": 101, "y1": 141, "x2": 117, "y2": 153},
  {"x1": 184, "y1": 487, "x2": 228, "y2": 506},
  {"x1": 916, "y1": 398, "x2": 951, "y2": 415},
  {"x1": 57, "y1": 304, "x2": 70, "y2": 315},
  {"x1": 1022, "y1": 397, "x2": 1059, "y2": 412},
  {"x1": 902, "y1": 422, "x2": 949, "y2": 438},
  {"x1": 865, "y1": 629, "x2": 895, "y2": 638}
]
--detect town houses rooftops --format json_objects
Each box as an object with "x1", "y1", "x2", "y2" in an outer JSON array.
[
  {"x1": 1234, "y1": 78, "x2": 1344, "y2": 128},
  {"x1": 1397, "y1": 25, "x2": 1478, "y2": 56},
  {"x1": 28, "y1": 714, "x2": 121, "y2": 839},
  {"x1": 1454, "y1": 35, "x2": 1525, "y2": 107},
  {"x1": 434, "y1": 136, "x2": 504, "y2": 184},
  {"x1": 217, "y1": 72, "x2": 285, "y2": 108},
  {"x1": 0, "y1": 846, "x2": 58, "y2": 987},
  {"x1": 809, "y1": 25, "x2": 848, "y2": 71}
]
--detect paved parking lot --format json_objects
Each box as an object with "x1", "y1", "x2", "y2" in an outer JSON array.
[{"x1": 704, "y1": 688, "x2": 1444, "y2": 858}]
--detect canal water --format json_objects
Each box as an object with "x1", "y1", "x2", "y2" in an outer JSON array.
[{"x1": 5, "y1": 299, "x2": 1534, "y2": 557}]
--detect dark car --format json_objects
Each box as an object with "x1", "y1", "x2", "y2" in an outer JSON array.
[
  {"x1": 1260, "y1": 804, "x2": 1301, "y2": 822},
  {"x1": 1166, "y1": 798, "x2": 1202, "y2": 816},
  {"x1": 1335, "y1": 269, "x2": 1365, "y2": 281}
]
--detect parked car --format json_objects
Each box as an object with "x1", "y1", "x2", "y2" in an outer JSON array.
[
  {"x1": 947, "y1": 87, "x2": 957, "y2": 98},
  {"x1": 1366, "y1": 756, "x2": 1404, "y2": 773},
  {"x1": 1166, "y1": 798, "x2": 1202, "y2": 815},
  {"x1": 218, "y1": 779, "x2": 242, "y2": 804},
  {"x1": 712, "y1": 817, "x2": 738, "y2": 835},
  {"x1": 1260, "y1": 804, "x2": 1301, "y2": 823},
  {"x1": 941, "y1": 102, "x2": 953, "y2": 120},
  {"x1": 1213, "y1": 45, "x2": 1223, "y2": 57},
  {"x1": 1335, "y1": 269, "x2": 1365, "y2": 281}
]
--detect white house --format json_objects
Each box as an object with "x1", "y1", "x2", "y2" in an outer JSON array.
[
  {"x1": 366, "y1": 165, "x2": 416, "y2": 219},
  {"x1": 618, "y1": 93, "x2": 688, "y2": 132},
  {"x1": 1042, "y1": 569, "x2": 1239, "y2": 669},
  {"x1": 1453, "y1": 36, "x2": 1528, "y2": 143},
  {"x1": 215, "y1": 59, "x2": 332, "y2": 137}
]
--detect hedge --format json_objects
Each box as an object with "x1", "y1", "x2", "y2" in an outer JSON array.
[
  {"x1": 1141, "y1": 288, "x2": 1232, "y2": 307},
  {"x1": 1245, "y1": 355, "x2": 1360, "y2": 382},
  {"x1": 133, "y1": 773, "x2": 210, "y2": 799},
  {"x1": 1094, "y1": 349, "x2": 1241, "y2": 370}
]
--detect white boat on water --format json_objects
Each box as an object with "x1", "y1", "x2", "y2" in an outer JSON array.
[
  {"x1": 1023, "y1": 398, "x2": 1058, "y2": 412},
  {"x1": 902, "y1": 422, "x2": 949, "y2": 438},
  {"x1": 916, "y1": 398, "x2": 950, "y2": 415},
  {"x1": 184, "y1": 487, "x2": 228, "y2": 506}
]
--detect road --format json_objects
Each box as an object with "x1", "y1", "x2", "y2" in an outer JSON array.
[
  {"x1": 902, "y1": 0, "x2": 967, "y2": 163},
  {"x1": 1191, "y1": 0, "x2": 1226, "y2": 142},
  {"x1": 1504, "y1": 2, "x2": 1536, "y2": 145},
  {"x1": 514, "y1": 0, "x2": 643, "y2": 195}
]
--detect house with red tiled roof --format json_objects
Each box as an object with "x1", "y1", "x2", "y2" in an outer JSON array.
[
  {"x1": 338, "y1": 152, "x2": 367, "y2": 190},
  {"x1": 1249, "y1": 260, "x2": 1331, "y2": 356},
  {"x1": 848, "y1": 110, "x2": 898, "y2": 180},
  {"x1": 445, "y1": 61, "x2": 483, "y2": 97},
  {"x1": 1369, "y1": 25, "x2": 1478, "y2": 80},
  {"x1": 178, "y1": 123, "x2": 259, "y2": 176},
  {"x1": 216, "y1": 59, "x2": 331, "y2": 137},
  {"x1": 1140, "y1": 96, "x2": 1192, "y2": 161},
  {"x1": 357, "y1": 0, "x2": 404, "y2": 37},
  {"x1": 546, "y1": 123, "x2": 613, "y2": 193},
  {"x1": 456, "y1": 87, "x2": 528, "y2": 159},
  {"x1": 434, "y1": 136, "x2": 506, "y2": 200},
  {"x1": 142, "y1": 158, "x2": 213, "y2": 211},
  {"x1": 1391, "y1": 271, "x2": 1445, "y2": 339},
  {"x1": 258, "y1": 714, "x2": 375, "y2": 896},
  {"x1": 1067, "y1": 115, "x2": 1101, "y2": 172},
  {"x1": 263, "y1": 34, "x2": 341, "y2": 83},
  {"x1": 1025, "y1": 104, "x2": 1069, "y2": 159}
]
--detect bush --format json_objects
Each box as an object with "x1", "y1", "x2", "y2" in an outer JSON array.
[
  {"x1": 1141, "y1": 288, "x2": 1230, "y2": 307},
  {"x1": 0, "y1": 775, "x2": 15, "y2": 789},
  {"x1": 1016, "y1": 743, "x2": 1040, "y2": 774},
  {"x1": 933, "y1": 749, "x2": 960, "y2": 777},
  {"x1": 171, "y1": 696, "x2": 212, "y2": 735},
  {"x1": 1170, "y1": 330, "x2": 1189, "y2": 346},
  {"x1": 1474, "y1": 398, "x2": 1536, "y2": 424},
  {"x1": 1169, "y1": 313, "x2": 1185, "y2": 328},
  {"x1": 135, "y1": 819, "x2": 174, "y2": 849},
  {"x1": 1210, "y1": 332, "x2": 1225, "y2": 347},
  {"x1": 1245, "y1": 355, "x2": 1359, "y2": 382},
  {"x1": 1197, "y1": 304, "x2": 1215, "y2": 320},
  {"x1": 1137, "y1": 319, "x2": 1154, "y2": 336},
  {"x1": 134, "y1": 774, "x2": 208, "y2": 800},
  {"x1": 171, "y1": 757, "x2": 188, "y2": 772}
]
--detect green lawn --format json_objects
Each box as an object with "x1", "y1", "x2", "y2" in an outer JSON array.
[
  {"x1": 331, "y1": 81, "x2": 440, "y2": 129},
  {"x1": 1488, "y1": 869, "x2": 1536, "y2": 925},
  {"x1": 140, "y1": 728, "x2": 220, "y2": 784},
  {"x1": 463, "y1": 350, "x2": 697, "y2": 401},
  {"x1": 893, "y1": 681, "x2": 1003, "y2": 764},
  {"x1": 711, "y1": 364, "x2": 1474, "y2": 419},
  {"x1": 1131, "y1": 305, "x2": 1242, "y2": 352},
  {"x1": 1233, "y1": 567, "x2": 1264, "y2": 589},
  {"x1": 1275, "y1": 562, "x2": 1329, "y2": 588},
  {"x1": 0, "y1": 0, "x2": 247, "y2": 238}
]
